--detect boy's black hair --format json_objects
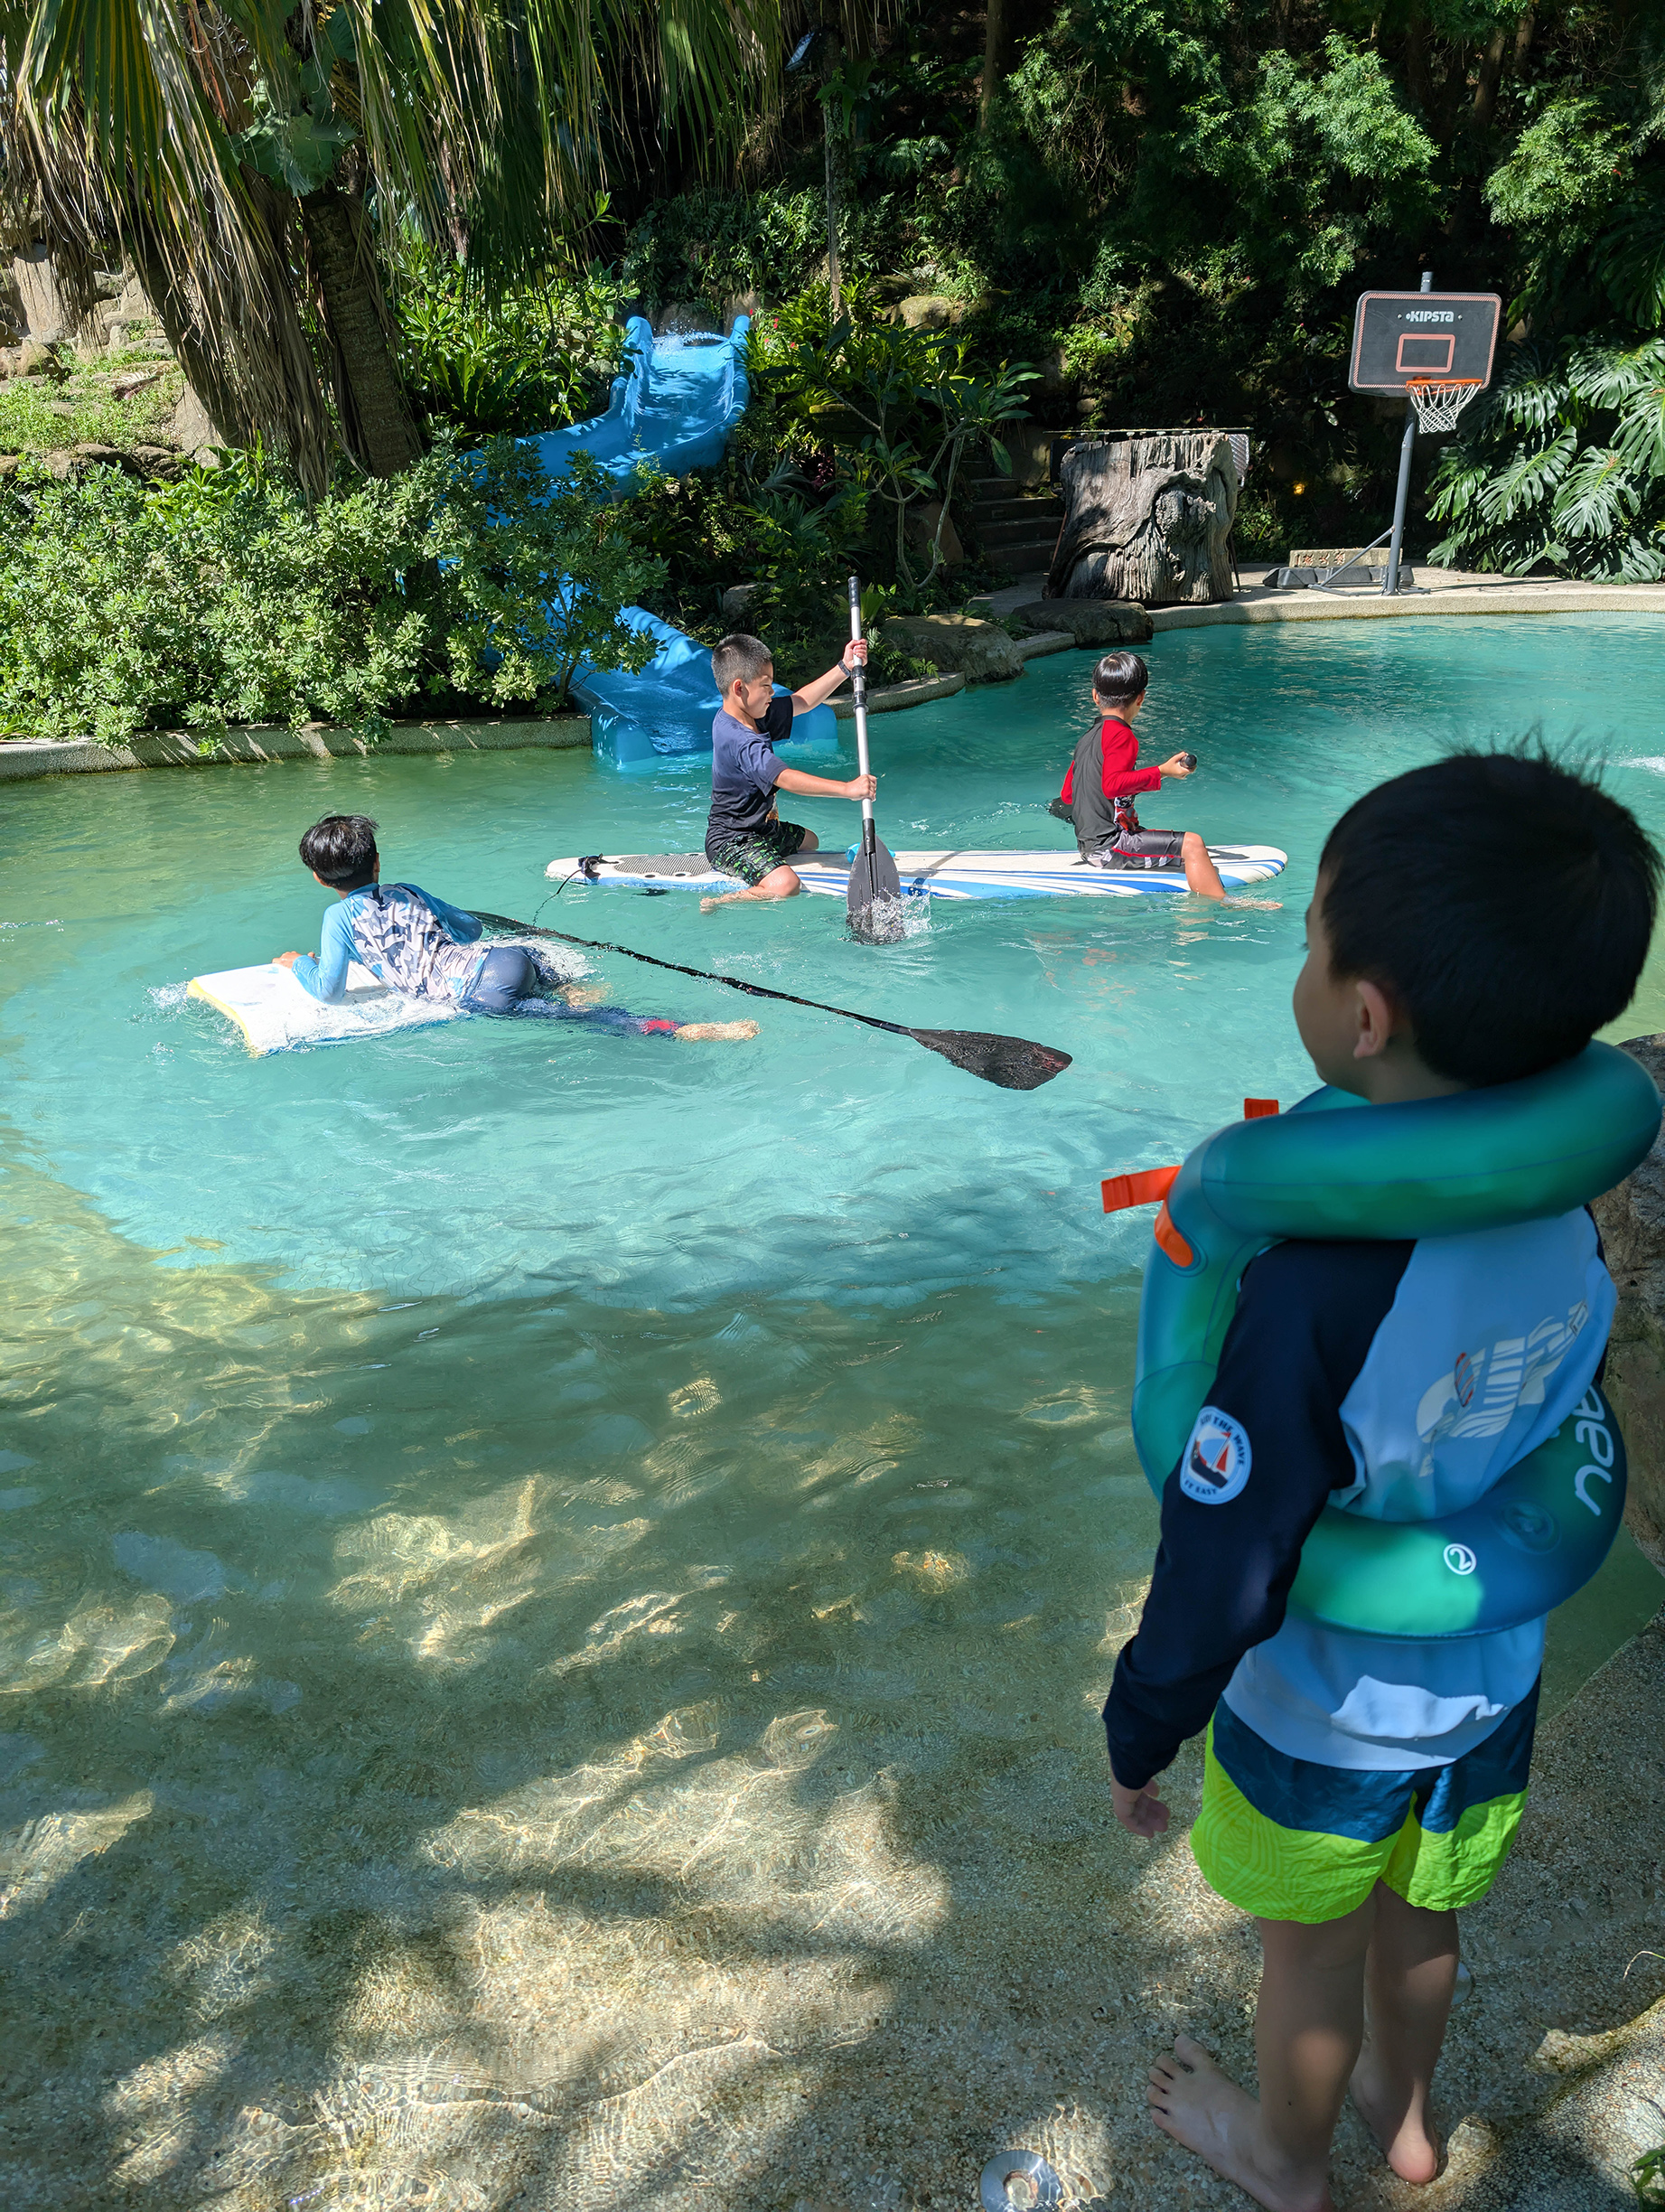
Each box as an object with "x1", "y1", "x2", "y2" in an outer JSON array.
[
  {"x1": 299, "y1": 814, "x2": 379, "y2": 890},
  {"x1": 1092, "y1": 651, "x2": 1149, "y2": 704},
  {"x1": 1320, "y1": 751, "x2": 1659, "y2": 1085},
  {"x1": 712, "y1": 633, "x2": 773, "y2": 692}
]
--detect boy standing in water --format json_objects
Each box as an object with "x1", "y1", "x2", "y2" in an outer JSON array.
[
  {"x1": 1056, "y1": 651, "x2": 1226, "y2": 898},
  {"x1": 1103, "y1": 755, "x2": 1657, "y2": 2211},
  {"x1": 276, "y1": 814, "x2": 755, "y2": 1041},
  {"x1": 699, "y1": 632, "x2": 873, "y2": 910}
]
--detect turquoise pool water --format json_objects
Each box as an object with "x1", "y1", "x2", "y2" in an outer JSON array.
[{"x1": 4, "y1": 612, "x2": 1664, "y2": 2207}]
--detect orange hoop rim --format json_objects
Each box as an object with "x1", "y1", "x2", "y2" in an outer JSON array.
[{"x1": 1404, "y1": 377, "x2": 1483, "y2": 393}]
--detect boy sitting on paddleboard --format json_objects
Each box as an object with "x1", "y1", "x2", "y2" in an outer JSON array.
[
  {"x1": 1103, "y1": 752, "x2": 1658, "y2": 2211},
  {"x1": 275, "y1": 814, "x2": 755, "y2": 1041},
  {"x1": 699, "y1": 633, "x2": 874, "y2": 911},
  {"x1": 1055, "y1": 650, "x2": 1226, "y2": 898}
]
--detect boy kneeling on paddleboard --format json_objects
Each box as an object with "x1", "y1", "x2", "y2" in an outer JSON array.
[
  {"x1": 700, "y1": 633, "x2": 873, "y2": 911},
  {"x1": 1054, "y1": 651, "x2": 1226, "y2": 898}
]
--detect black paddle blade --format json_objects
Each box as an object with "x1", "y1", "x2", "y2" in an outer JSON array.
[
  {"x1": 847, "y1": 839, "x2": 905, "y2": 943},
  {"x1": 906, "y1": 1027, "x2": 1073, "y2": 1091}
]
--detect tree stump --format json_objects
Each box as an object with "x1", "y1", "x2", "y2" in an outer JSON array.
[{"x1": 1046, "y1": 431, "x2": 1239, "y2": 605}]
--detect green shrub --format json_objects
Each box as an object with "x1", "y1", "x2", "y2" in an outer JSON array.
[
  {"x1": 621, "y1": 185, "x2": 823, "y2": 311},
  {"x1": 393, "y1": 251, "x2": 626, "y2": 438},
  {"x1": 0, "y1": 441, "x2": 663, "y2": 746},
  {"x1": 1427, "y1": 337, "x2": 1665, "y2": 581}
]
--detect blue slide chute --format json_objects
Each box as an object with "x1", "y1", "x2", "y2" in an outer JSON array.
[{"x1": 528, "y1": 314, "x2": 838, "y2": 770}]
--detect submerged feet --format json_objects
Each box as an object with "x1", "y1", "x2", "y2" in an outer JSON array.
[
  {"x1": 1350, "y1": 2045, "x2": 1443, "y2": 2185},
  {"x1": 1148, "y1": 2038, "x2": 1334, "y2": 2212},
  {"x1": 673, "y1": 1020, "x2": 759, "y2": 1042}
]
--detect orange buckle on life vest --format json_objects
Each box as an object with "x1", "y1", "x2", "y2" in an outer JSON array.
[
  {"x1": 1244, "y1": 1097, "x2": 1279, "y2": 1119},
  {"x1": 1100, "y1": 1166, "x2": 1180, "y2": 1214},
  {"x1": 1154, "y1": 1201, "x2": 1194, "y2": 1267}
]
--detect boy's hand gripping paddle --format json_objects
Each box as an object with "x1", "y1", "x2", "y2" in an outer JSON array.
[
  {"x1": 844, "y1": 575, "x2": 903, "y2": 942},
  {"x1": 471, "y1": 913, "x2": 1072, "y2": 1091}
]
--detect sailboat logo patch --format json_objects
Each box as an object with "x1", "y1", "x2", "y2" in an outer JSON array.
[{"x1": 1180, "y1": 1407, "x2": 1251, "y2": 1504}]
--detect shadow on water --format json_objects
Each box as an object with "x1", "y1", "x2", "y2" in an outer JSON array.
[{"x1": 3, "y1": 1155, "x2": 1660, "y2": 2212}]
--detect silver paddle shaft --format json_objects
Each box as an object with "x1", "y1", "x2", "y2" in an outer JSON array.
[{"x1": 847, "y1": 577, "x2": 874, "y2": 828}]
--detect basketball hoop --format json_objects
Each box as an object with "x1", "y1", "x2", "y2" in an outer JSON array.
[{"x1": 1405, "y1": 378, "x2": 1482, "y2": 435}]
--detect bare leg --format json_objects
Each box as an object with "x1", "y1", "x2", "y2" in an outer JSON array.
[
  {"x1": 700, "y1": 832, "x2": 820, "y2": 912},
  {"x1": 673, "y1": 1020, "x2": 759, "y2": 1042},
  {"x1": 1350, "y1": 1884, "x2": 1455, "y2": 2184},
  {"x1": 1181, "y1": 830, "x2": 1228, "y2": 900},
  {"x1": 1147, "y1": 1896, "x2": 1375, "y2": 2212}
]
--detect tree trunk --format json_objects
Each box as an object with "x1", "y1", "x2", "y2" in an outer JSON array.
[
  {"x1": 299, "y1": 182, "x2": 424, "y2": 478},
  {"x1": 1471, "y1": 25, "x2": 1508, "y2": 132},
  {"x1": 1404, "y1": 3, "x2": 1436, "y2": 116},
  {"x1": 1046, "y1": 432, "x2": 1239, "y2": 606},
  {"x1": 982, "y1": 0, "x2": 1036, "y2": 125}
]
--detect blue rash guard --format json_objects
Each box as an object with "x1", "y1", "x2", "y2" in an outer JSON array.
[
  {"x1": 1103, "y1": 1210, "x2": 1614, "y2": 1791},
  {"x1": 291, "y1": 885, "x2": 486, "y2": 1005}
]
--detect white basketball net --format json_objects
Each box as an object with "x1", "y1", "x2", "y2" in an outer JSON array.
[{"x1": 1407, "y1": 379, "x2": 1482, "y2": 434}]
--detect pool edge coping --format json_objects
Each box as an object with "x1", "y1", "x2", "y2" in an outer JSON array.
[{"x1": 0, "y1": 715, "x2": 593, "y2": 783}]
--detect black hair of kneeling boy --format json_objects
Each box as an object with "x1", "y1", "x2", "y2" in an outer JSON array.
[
  {"x1": 1321, "y1": 749, "x2": 1660, "y2": 1088},
  {"x1": 300, "y1": 814, "x2": 379, "y2": 891},
  {"x1": 1092, "y1": 650, "x2": 1149, "y2": 703},
  {"x1": 711, "y1": 633, "x2": 773, "y2": 692}
]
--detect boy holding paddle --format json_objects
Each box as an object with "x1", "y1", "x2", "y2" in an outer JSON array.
[{"x1": 699, "y1": 633, "x2": 873, "y2": 911}]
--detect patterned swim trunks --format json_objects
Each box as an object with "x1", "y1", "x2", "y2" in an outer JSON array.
[
  {"x1": 1191, "y1": 1686, "x2": 1539, "y2": 1923},
  {"x1": 706, "y1": 819, "x2": 809, "y2": 886}
]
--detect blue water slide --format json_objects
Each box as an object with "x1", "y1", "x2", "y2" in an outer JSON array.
[{"x1": 527, "y1": 314, "x2": 838, "y2": 770}]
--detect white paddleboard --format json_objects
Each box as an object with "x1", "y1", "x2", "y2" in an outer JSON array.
[
  {"x1": 188, "y1": 941, "x2": 586, "y2": 1055},
  {"x1": 546, "y1": 845, "x2": 1286, "y2": 902}
]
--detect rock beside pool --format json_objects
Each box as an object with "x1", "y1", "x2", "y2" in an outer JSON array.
[
  {"x1": 1007, "y1": 598, "x2": 1154, "y2": 647},
  {"x1": 1589, "y1": 1034, "x2": 1665, "y2": 1578},
  {"x1": 879, "y1": 613, "x2": 1023, "y2": 685}
]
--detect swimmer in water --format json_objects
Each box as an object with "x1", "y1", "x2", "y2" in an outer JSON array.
[{"x1": 274, "y1": 815, "x2": 757, "y2": 1041}]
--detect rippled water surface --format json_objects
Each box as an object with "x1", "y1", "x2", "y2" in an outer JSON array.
[{"x1": 3, "y1": 612, "x2": 1663, "y2": 2208}]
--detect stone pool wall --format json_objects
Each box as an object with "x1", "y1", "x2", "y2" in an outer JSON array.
[{"x1": 0, "y1": 715, "x2": 592, "y2": 781}]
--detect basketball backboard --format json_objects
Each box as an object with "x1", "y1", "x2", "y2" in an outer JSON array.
[{"x1": 1349, "y1": 291, "x2": 1502, "y2": 393}]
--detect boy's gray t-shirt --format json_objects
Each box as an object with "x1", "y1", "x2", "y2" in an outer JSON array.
[{"x1": 706, "y1": 696, "x2": 795, "y2": 849}]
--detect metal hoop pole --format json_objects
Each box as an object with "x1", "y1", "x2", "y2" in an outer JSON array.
[{"x1": 1384, "y1": 269, "x2": 1433, "y2": 597}]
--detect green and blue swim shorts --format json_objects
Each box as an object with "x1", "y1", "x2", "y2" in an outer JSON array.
[
  {"x1": 706, "y1": 819, "x2": 809, "y2": 887},
  {"x1": 1192, "y1": 1686, "x2": 1538, "y2": 1923}
]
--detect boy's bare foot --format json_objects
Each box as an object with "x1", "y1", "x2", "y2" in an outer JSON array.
[
  {"x1": 673, "y1": 1020, "x2": 759, "y2": 1042},
  {"x1": 1349, "y1": 2047, "x2": 1443, "y2": 2185},
  {"x1": 1148, "y1": 2037, "x2": 1334, "y2": 2212}
]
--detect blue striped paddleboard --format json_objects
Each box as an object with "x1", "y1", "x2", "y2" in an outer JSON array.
[{"x1": 547, "y1": 845, "x2": 1286, "y2": 902}]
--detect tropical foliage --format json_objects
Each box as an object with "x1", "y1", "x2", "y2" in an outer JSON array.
[
  {"x1": 393, "y1": 248, "x2": 627, "y2": 439},
  {"x1": 1429, "y1": 339, "x2": 1665, "y2": 578},
  {"x1": 0, "y1": 444, "x2": 661, "y2": 746},
  {"x1": 618, "y1": 0, "x2": 1665, "y2": 572},
  {"x1": 751, "y1": 290, "x2": 1035, "y2": 594}
]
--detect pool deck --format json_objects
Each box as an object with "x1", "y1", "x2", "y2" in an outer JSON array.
[{"x1": 989, "y1": 564, "x2": 1665, "y2": 632}]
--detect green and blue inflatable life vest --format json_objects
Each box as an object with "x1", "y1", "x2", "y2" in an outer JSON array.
[{"x1": 1105, "y1": 1044, "x2": 1660, "y2": 1638}]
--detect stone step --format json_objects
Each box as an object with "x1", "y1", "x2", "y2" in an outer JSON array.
[
  {"x1": 975, "y1": 494, "x2": 1065, "y2": 526},
  {"x1": 980, "y1": 515, "x2": 1064, "y2": 552},
  {"x1": 986, "y1": 541, "x2": 1062, "y2": 576}
]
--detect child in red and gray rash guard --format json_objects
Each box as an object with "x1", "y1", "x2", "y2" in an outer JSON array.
[{"x1": 1053, "y1": 650, "x2": 1226, "y2": 898}]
